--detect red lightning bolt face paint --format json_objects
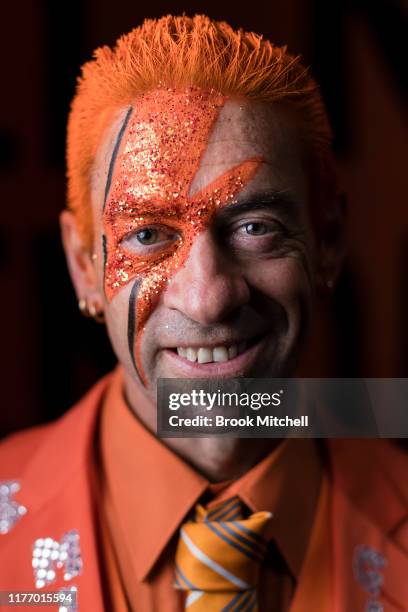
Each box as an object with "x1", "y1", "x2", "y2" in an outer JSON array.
[{"x1": 103, "y1": 87, "x2": 262, "y2": 384}]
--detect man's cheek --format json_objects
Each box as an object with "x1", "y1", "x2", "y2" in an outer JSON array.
[
  {"x1": 254, "y1": 257, "x2": 312, "y2": 300},
  {"x1": 104, "y1": 276, "x2": 147, "y2": 385},
  {"x1": 114, "y1": 261, "x2": 178, "y2": 386}
]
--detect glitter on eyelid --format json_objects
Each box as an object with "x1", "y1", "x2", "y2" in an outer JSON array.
[{"x1": 103, "y1": 87, "x2": 262, "y2": 384}]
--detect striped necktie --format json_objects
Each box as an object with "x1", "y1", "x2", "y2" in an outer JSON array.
[{"x1": 175, "y1": 496, "x2": 272, "y2": 611}]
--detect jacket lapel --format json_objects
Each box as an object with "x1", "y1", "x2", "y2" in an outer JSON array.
[
  {"x1": 330, "y1": 440, "x2": 408, "y2": 612},
  {"x1": 332, "y1": 482, "x2": 408, "y2": 611},
  {"x1": 291, "y1": 440, "x2": 408, "y2": 612},
  {"x1": 0, "y1": 375, "x2": 112, "y2": 610}
]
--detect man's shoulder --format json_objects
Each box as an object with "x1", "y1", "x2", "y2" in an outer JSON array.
[
  {"x1": 0, "y1": 423, "x2": 50, "y2": 475},
  {"x1": 0, "y1": 372, "x2": 114, "y2": 477}
]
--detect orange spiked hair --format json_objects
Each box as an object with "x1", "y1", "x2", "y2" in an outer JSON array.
[{"x1": 66, "y1": 14, "x2": 334, "y2": 249}]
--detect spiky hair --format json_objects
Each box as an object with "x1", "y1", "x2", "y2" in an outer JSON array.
[{"x1": 66, "y1": 14, "x2": 334, "y2": 248}]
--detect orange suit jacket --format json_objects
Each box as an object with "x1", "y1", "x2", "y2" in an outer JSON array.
[{"x1": 0, "y1": 373, "x2": 408, "y2": 611}]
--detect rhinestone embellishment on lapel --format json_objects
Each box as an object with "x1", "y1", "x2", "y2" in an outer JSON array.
[
  {"x1": 32, "y1": 530, "x2": 83, "y2": 588},
  {"x1": 353, "y1": 545, "x2": 387, "y2": 612},
  {"x1": 0, "y1": 480, "x2": 27, "y2": 534}
]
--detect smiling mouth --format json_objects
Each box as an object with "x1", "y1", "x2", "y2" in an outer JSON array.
[{"x1": 168, "y1": 336, "x2": 262, "y2": 364}]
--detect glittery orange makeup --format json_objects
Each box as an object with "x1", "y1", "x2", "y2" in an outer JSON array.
[{"x1": 103, "y1": 87, "x2": 261, "y2": 384}]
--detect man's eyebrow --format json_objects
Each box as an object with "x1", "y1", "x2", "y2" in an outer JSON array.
[
  {"x1": 217, "y1": 190, "x2": 301, "y2": 222},
  {"x1": 105, "y1": 190, "x2": 300, "y2": 221}
]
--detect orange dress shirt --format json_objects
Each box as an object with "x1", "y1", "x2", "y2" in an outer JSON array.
[{"x1": 97, "y1": 368, "x2": 330, "y2": 611}]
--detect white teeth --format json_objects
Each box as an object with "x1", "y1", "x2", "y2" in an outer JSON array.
[
  {"x1": 213, "y1": 347, "x2": 229, "y2": 362},
  {"x1": 176, "y1": 342, "x2": 246, "y2": 364},
  {"x1": 228, "y1": 345, "x2": 238, "y2": 359},
  {"x1": 197, "y1": 348, "x2": 213, "y2": 363},
  {"x1": 186, "y1": 348, "x2": 198, "y2": 362}
]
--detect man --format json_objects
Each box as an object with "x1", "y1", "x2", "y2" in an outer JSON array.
[{"x1": 0, "y1": 14, "x2": 407, "y2": 612}]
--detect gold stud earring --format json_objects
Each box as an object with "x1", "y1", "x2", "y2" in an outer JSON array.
[
  {"x1": 78, "y1": 298, "x2": 105, "y2": 323},
  {"x1": 78, "y1": 298, "x2": 91, "y2": 317}
]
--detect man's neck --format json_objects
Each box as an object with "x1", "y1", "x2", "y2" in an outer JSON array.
[
  {"x1": 123, "y1": 373, "x2": 281, "y2": 482},
  {"x1": 163, "y1": 436, "x2": 282, "y2": 482}
]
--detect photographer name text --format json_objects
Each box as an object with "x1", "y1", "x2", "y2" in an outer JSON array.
[{"x1": 168, "y1": 415, "x2": 309, "y2": 428}]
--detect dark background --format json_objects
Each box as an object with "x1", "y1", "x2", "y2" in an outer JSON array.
[{"x1": 0, "y1": 0, "x2": 407, "y2": 438}]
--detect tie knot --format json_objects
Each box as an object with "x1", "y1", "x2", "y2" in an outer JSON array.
[
  {"x1": 175, "y1": 496, "x2": 272, "y2": 594},
  {"x1": 195, "y1": 496, "x2": 244, "y2": 523}
]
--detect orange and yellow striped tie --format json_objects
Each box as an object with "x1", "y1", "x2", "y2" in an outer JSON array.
[{"x1": 175, "y1": 496, "x2": 272, "y2": 611}]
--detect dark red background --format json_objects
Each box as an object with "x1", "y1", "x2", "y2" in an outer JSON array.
[{"x1": 0, "y1": 0, "x2": 407, "y2": 437}]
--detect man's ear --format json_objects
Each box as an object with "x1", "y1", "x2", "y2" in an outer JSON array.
[
  {"x1": 315, "y1": 191, "x2": 348, "y2": 294},
  {"x1": 60, "y1": 210, "x2": 104, "y2": 315}
]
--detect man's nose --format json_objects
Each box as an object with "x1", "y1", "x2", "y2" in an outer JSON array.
[{"x1": 163, "y1": 231, "x2": 250, "y2": 325}]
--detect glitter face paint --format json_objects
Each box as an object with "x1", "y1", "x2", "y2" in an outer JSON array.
[{"x1": 103, "y1": 87, "x2": 262, "y2": 384}]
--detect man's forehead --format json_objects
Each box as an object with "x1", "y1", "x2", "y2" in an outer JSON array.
[
  {"x1": 189, "y1": 98, "x2": 301, "y2": 197},
  {"x1": 91, "y1": 88, "x2": 303, "y2": 211},
  {"x1": 92, "y1": 88, "x2": 222, "y2": 208}
]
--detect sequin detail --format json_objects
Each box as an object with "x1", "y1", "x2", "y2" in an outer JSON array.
[
  {"x1": 0, "y1": 480, "x2": 27, "y2": 534},
  {"x1": 32, "y1": 530, "x2": 83, "y2": 588},
  {"x1": 353, "y1": 545, "x2": 387, "y2": 612},
  {"x1": 103, "y1": 87, "x2": 261, "y2": 383},
  {"x1": 366, "y1": 602, "x2": 384, "y2": 612}
]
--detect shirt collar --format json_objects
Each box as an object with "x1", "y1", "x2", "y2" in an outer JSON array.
[
  {"x1": 206, "y1": 437, "x2": 322, "y2": 578},
  {"x1": 100, "y1": 366, "x2": 322, "y2": 581},
  {"x1": 100, "y1": 366, "x2": 208, "y2": 581}
]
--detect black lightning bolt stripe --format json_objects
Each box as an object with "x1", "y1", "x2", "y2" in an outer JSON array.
[
  {"x1": 127, "y1": 278, "x2": 143, "y2": 383},
  {"x1": 103, "y1": 105, "x2": 133, "y2": 210},
  {"x1": 102, "y1": 234, "x2": 108, "y2": 271},
  {"x1": 102, "y1": 233, "x2": 108, "y2": 298}
]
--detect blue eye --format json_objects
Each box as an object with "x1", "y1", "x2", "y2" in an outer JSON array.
[
  {"x1": 136, "y1": 228, "x2": 159, "y2": 245},
  {"x1": 121, "y1": 224, "x2": 181, "y2": 254},
  {"x1": 244, "y1": 222, "x2": 267, "y2": 235}
]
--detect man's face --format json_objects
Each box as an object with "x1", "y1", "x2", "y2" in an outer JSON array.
[{"x1": 90, "y1": 88, "x2": 316, "y2": 394}]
